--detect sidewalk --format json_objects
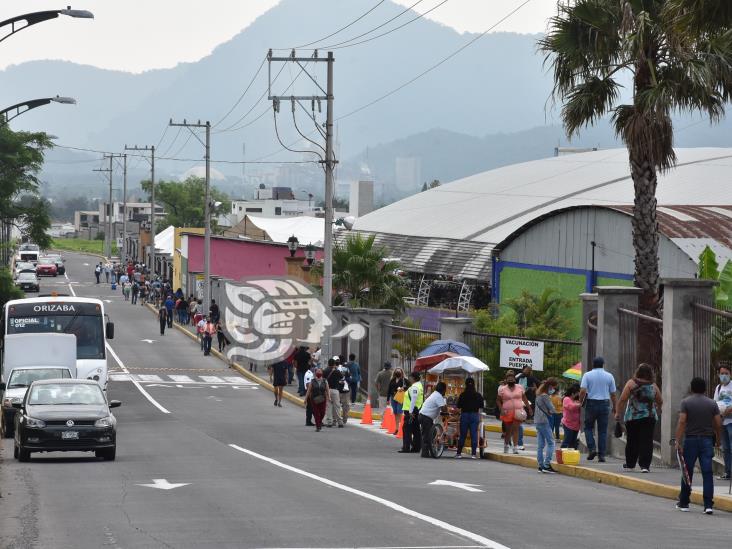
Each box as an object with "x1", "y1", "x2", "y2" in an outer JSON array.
[{"x1": 152, "y1": 309, "x2": 732, "y2": 511}]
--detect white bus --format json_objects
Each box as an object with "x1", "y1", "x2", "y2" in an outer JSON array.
[{"x1": 1, "y1": 297, "x2": 115, "y2": 390}]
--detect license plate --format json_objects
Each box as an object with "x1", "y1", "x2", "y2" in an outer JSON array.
[{"x1": 62, "y1": 431, "x2": 79, "y2": 440}]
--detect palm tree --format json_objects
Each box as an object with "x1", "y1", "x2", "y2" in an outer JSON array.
[
  {"x1": 314, "y1": 233, "x2": 410, "y2": 312},
  {"x1": 539, "y1": 0, "x2": 732, "y2": 310}
]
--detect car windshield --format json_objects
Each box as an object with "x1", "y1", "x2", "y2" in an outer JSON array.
[
  {"x1": 28, "y1": 383, "x2": 105, "y2": 406},
  {"x1": 38, "y1": 260, "x2": 54, "y2": 265},
  {"x1": 18, "y1": 273, "x2": 36, "y2": 281},
  {"x1": 8, "y1": 314, "x2": 104, "y2": 360},
  {"x1": 8, "y1": 368, "x2": 71, "y2": 388},
  {"x1": 16, "y1": 263, "x2": 33, "y2": 270}
]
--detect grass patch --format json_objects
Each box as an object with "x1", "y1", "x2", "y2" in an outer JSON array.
[{"x1": 51, "y1": 238, "x2": 118, "y2": 257}]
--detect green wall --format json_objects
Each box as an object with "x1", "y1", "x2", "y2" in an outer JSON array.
[{"x1": 596, "y1": 276, "x2": 634, "y2": 287}]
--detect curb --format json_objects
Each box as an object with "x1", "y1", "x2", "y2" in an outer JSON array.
[{"x1": 484, "y1": 451, "x2": 732, "y2": 512}]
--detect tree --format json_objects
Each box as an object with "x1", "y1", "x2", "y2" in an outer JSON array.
[
  {"x1": 0, "y1": 266, "x2": 22, "y2": 310},
  {"x1": 313, "y1": 233, "x2": 410, "y2": 312},
  {"x1": 317, "y1": 196, "x2": 349, "y2": 211},
  {"x1": 539, "y1": 0, "x2": 732, "y2": 311},
  {"x1": 421, "y1": 179, "x2": 441, "y2": 192},
  {"x1": 0, "y1": 125, "x2": 53, "y2": 249}
]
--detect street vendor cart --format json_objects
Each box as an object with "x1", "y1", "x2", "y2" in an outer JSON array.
[{"x1": 425, "y1": 356, "x2": 490, "y2": 458}]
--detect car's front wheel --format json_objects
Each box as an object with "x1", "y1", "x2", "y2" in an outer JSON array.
[
  {"x1": 16, "y1": 444, "x2": 30, "y2": 462},
  {"x1": 96, "y1": 447, "x2": 116, "y2": 461}
]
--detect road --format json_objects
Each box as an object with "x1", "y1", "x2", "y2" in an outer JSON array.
[{"x1": 0, "y1": 252, "x2": 728, "y2": 549}]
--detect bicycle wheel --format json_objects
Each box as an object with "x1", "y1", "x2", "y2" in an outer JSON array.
[{"x1": 430, "y1": 423, "x2": 445, "y2": 459}]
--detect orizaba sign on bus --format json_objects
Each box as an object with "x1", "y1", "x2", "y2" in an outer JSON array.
[{"x1": 499, "y1": 337, "x2": 545, "y2": 372}]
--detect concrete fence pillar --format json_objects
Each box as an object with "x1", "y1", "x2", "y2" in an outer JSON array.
[
  {"x1": 596, "y1": 286, "x2": 643, "y2": 458},
  {"x1": 660, "y1": 278, "x2": 717, "y2": 465},
  {"x1": 580, "y1": 293, "x2": 598, "y2": 372},
  {"x1": 440, "y1": 317, "x2": 473, "y2": 343}
]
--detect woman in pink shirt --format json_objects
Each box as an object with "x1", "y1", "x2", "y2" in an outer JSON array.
[
  {"x1": 560, "y1": 384, "x2": 581, "y2": 449},
  {"x1": 496, "y1": 370, "x2": 532, "y2": 454}
]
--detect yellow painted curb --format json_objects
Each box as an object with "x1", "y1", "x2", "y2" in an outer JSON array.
[
  {"x1": 485, "y1": 423, "x2": 537, "y2": 437},
  {"x1": 485, "y1": 451, "x2": 732, "y2": 512}
]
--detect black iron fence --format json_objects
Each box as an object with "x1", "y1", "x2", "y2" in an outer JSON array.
[
  {"x1": 692, "y1": 300, "x2": 732, "y2": 397},
  {"x1": 383, "y1": 324, "x2": 440, "y2": 375}
]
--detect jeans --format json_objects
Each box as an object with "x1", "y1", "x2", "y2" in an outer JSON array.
[
  {"x1": 518, "y1": 423, "x2": 524, "y2": 446},
  {"x1": 350, "y1": 382, "x2": 359, "y2": 403},
  {"x1": 624, "y1": 417, "x2": 656, "y2": 469},
  {"x1": 721, "y1": 423, "x2": 732, "y2": 476},
  {"x1": 203, "y1": 334, "x2": 212, "y2": 355},
  {"x1": 536, "y1": 423, "x2": 555, "y2": 468},
  {"x1": 561, "y1": 425, "x2": 579, "y2": 449},
  {"x1": 552, "y1": 413, "x2": 562, "y2": 438},
  {"x1": 419, "y1": 414, "x2": 434, "y2": 457},
  {"x1": 584, "y1": 399, "x2": 610, "y2": 456},
  {"x1": 678, "y1": 436, "x2": 715, "y2": 509},
  {"x1": 131, "y1": 293, "x2": 137, "y2": 304},
  {"x1": 166, "y1": 310, "x2": 173, "y2": 327},
  {"x1": 297, "y1": 371, "x2": 306, "y2": 395},
  {"x1": 458, "y1": 412, "x2": 480, "y2": 455}
]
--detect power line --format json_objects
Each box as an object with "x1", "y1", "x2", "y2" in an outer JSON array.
[
  {"x1": 290, "y1": 0, "x2": 387, "y2": 49},
  {"x1": 212, "y1": 55, "x2": 268, "y2": 128}
]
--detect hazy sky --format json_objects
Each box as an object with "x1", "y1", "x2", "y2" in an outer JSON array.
[{"x1": 0, "y1": 0, "x2": 556, "y2": 73}]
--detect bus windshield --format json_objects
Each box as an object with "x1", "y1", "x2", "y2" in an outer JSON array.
[{"x1": 7, "y1": 311, "x2": 105, "y2": 360}]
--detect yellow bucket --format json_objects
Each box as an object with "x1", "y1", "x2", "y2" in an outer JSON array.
[{"x1": 561, "y1": 449, "x2": 580, "y2": 465}]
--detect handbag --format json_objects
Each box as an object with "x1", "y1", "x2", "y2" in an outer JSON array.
[
  {"x1": 614, "y1": 421, "x2": 624, "y2": 438},
  {"x1": 514, "y1": 407, "x2": 528, "y2": 422},
  {"x1": 394, "y1": 388, "x2": 405, "y2": 404}
]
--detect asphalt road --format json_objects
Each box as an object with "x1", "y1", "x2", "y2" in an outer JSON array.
[{"x1": 0, "y1": 252, "x2": 728, "y2": 549}]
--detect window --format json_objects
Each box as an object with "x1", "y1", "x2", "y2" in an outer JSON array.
[
  {"x1": 275, "y1": 207, "x2": 282, "y2": 215},
  {"x1": 245, "y1": 208, "x2": 263, "y2": 213}
]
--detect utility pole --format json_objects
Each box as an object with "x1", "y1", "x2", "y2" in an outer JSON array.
[
  {"x1": 268, "y1": 49, "x2": 335, "y2": 359},
  {"x1": 169, "y1": 120, "x2": 211, "y2": 312},
  {"x1": 93, "y1": 157, "x2": 113, "y2": 258},
  {"x1": 122, "y1": 154, "x2": 127, "y2": 262},
  {"x1": 125, "y1": 145, "x2": 155, "y2": 271}
]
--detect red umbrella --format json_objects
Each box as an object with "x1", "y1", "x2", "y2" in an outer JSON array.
[{"x1": 413, "y1": 352, "x2": 458, "y2": 372}]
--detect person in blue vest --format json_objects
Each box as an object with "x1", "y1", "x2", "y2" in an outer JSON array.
[{"x1": 346, "y1": 354, "x2": 361, "y2": 403}]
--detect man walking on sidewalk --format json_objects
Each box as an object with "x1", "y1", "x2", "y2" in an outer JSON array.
[
  {"x1": 347, "y1": 353, "x2": 361, "y2": 404},
  {"x1": 94, "y1": 263, "x2": 101, "y2": 284},
  {"x1": 675, "y1": 377, "x2": 721, "y2": 514},
  {"x1": 323, "y1": 358, "x2": 343, "y2": 428},
  {"x1": 158, "y1": 303, "x2": 168, "y2": 336},
  {"x1": 579, "y1": 356, "x2": 617, "y2": 462},
  {"x1": 164, "y1": 294, "x2": 175, "y2": 328},
  {"x1": 202, "y1": 316, "x2": 216, "y2": 356}
]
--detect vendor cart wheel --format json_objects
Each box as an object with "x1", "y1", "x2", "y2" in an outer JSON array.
[{"x1": 429, "y1": 423, "x2": 445, "y2": 459}]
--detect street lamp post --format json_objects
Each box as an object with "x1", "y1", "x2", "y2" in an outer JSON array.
[
  {"x1": 304, "y1": 243, "x2": 315, "y2": 266},
  {"x1": 0, "y1": 96, "x2": 75, "y2": 124},
  {"x1": 287, "y1": 235, "x2": 299, "y2": 258},
  {"x1": 0, "y1": 7, "x2": 93, "y2": 44}
]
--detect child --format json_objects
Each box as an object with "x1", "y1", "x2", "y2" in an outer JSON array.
[
  {"x1": 561, "y1": 384, "x2": 581, "y2": 450},
  {"x1": 550, "y1": 388, "x2": 563, "y2": 441}
]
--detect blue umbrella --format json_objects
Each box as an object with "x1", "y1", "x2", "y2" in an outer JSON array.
[{"x1": 418, "y1": 339, "x2": 473, "y2": 358}]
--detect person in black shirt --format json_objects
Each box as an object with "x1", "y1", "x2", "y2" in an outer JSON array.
[
  {"x1": 323, "y1": 358, "x2": 344, "y2": 427},
  {"x1": 455, "y1": 377, "x2": 485, "y2": 459},
  {"x1": 294, "y1": 346, "x2": 311, "y2": 396},
  {"x1": 209, "y1": 299, "x2": 220, "y2": 324}
]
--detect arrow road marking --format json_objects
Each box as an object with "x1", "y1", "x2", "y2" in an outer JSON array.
[
  {"x1": 512, "y1": 347, "x2": 531, "y2": 357},
  {"x1": 136, "y1": 479, "x2": 189, "y2": 490},
  {"x1": 429, "y1": 480, "x2": 484, "y2": 493},
  {"x1": 141, "y1": 339, "x2": 156, "y2": 344}
]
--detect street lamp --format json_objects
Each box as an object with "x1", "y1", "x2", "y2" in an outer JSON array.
[
  {"x1": 287, "y1": 235, "x2": 299, "y2": 257},
  {"x1": 334, "y1": 216, "x2": 355, "y2": 230},
  {"x1": 0, "y1": 7, "x2": 93, "y2": 44},
  {"x1": 304, "y1": 243, "x2": 315, "y2": 266},
  {"x1": 1, "y1": 95, "x2": 76, "y2": 124}
]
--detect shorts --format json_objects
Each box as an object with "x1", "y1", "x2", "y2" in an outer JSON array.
[
  {"x1": 391, "y1": 400, "x2": 403, "y2": 415},
  {"x1": 500, "y1": 409, "x2": 515, "y2": 423},
  {"x1": 273, "y1": 375, "x2": 287, "y2": 387}
]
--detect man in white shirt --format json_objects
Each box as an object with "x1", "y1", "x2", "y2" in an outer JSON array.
[
  {"x1": 714, "y1": 365, "x2": 732, "y2": 480},
  {"x1": 418, "y1": 381, "x2": 448, "y2": 458},
  {"x1": 579, "y1": 356, "x2": 617, "y2": 462}
]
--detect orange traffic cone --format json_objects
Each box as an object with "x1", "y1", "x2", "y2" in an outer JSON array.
[
  {"x1": 395, "y1": 415, "x2": 404, "y2": 439},
  {"x1": 360, "y1": 398, "x2": 374, "y2": 425},
  {"x1": 380, "y1": 406, "x2": 395, "y2": 431}
]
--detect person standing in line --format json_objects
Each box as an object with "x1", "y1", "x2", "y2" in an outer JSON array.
[
  {"x1": 202, "y1": 316, "x2": 216, "y2": 356},
  {"x1": 387, "y1": 368, "x2": 406, "y2": 437},
  {"x1": 337, "y1": 358, "x2": 351, "y2": 424},
  {"x1": 454, "y1": 377, "x2": 484, "y2": 459},
  {"x1": 347, "y1": 354, "x2": 361, "y2": 403},
  {"x1": 209, "y1": 299, "x2": 220, "y2": 324},
  {"x1": 94, "y1": 263, "x2": 101, "y2": 284},
  {"x1": 294, "y1": 346, "x2": 311, "y2": 396},
  {"x1": 271, "y1": 359, "x2": 289, "y2": 407},
  {"x1": 323, "y1": 358, "x2": 344, "y2": 428},
  {"x1": 561, "y1": 384, "x2": 582, "y2": 450},
  {"x1": 139, "y1": 282, "x2": 147, "y2": 305},
  {"x1": 158, "y1": 303, "x2": 168, "y2": 336},
  {"x1": 713, "y1": 365, "x2": 732, "y2": 481},
  {"x1": 515, "y1": 365, "x2": 539, "y2": 449},
  {"x1": 374, "y1": 362, "x2": 393, "y2": 408},
  {"x1": 406, "y1": 371, "x2": 424, "y2": 452},
  {"x1": 306, "y1": 368, "x2": 329, "y2": 431},
  {"x1": 104, "y1": 262, "x2": 111, "y2": 283},
  {"x1": 497, "y1": 370, "x2": 531, "y2": 454},
  {"x1": 164, "y1": 294, "x2": 175, "y2": 328},
  {"x1": 419, "y1": 381, "x2": 448, "y2": 458},
  {"x1": 196, "y1": 315, "x2": 206, "y2": 350},
  {"x1": 675, "y1": 377, "x2": 721, "y2": 514},
  {"x1": 398, "y1": 379, "x2": 414, "y2": 453},
  {"x1": 534, "y1": 378, "x2": 559, "y2": 473},
  {"x1": 579, "y1": 356, "x2": 617, "y2": 462},
  {"x1": 304, "y1": 366, "x2": 315, "y2": 426},
  {"x1": 551, "y1": 387, "x2": 563, "y2": 441},
  {"x1": 131, "y1": 281, "x2": 139, "y2": 304},
  {"x1": 615, "y1": 363, "x2": 663, "y2": 472},
  {"x1": 216, "y1": 322, "x2": 228, "y2": 353}
]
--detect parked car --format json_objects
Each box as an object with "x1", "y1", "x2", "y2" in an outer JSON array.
[
  {"x1": 15, "y1": 272, "x2": 39, "y2": 292},
  {"x1": 36, "y1": 258, "x2": 58, "y2": 277},
  {"x1": 13, "y1": 379, "x2": 120, "y2": 461},
  {"x1": 14, "y1": 261, "x2": 35, "y2": 277}
]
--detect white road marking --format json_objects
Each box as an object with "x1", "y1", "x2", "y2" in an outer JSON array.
[
  {"x1": 136, "y1": 478, "x2": 189, "y2": 490},
  {"x1": 223, "y1": 376, "x2": 250, "y2": 384},
  {"x1": 109, "y1": 374, "x2": 131, "y2": 381},
  {"x1": 228, "y1": 445, "x2": 509, "y2": 549},
  {"x1": 428, "y1": 480, "x2": 484, "y2": 493},
  {"x1": 105, "y1": 343, "x2": 171, "y2": 414},
  {"x1": 169, "y1": 375, "x2": 194, "y2": 383},
  {"x1": 265, "y1": 546, "x2": 484, "y2": 549},
  {"x1": 137, "y1": 374, "x2": 163, "y2": 382},
  {"x1": 68, "y1": 283, "x2": 76, "y2": 296},
  {"x1": 141, "y1": 339, "x2": 156, "y2": 344},
  {"x1": 199, "y1": 376, "x2": 224, "y2": 383},
  {"x1": 64, "y1": 272, "x2": 69, "y2": 280},
  {"x1": 104, "y1": 299, "x2": 112, "y2": 303}
]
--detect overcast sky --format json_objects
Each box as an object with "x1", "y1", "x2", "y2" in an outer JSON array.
[{"x1": 0, "y1": 0, "x2": 556, "y2": 73}]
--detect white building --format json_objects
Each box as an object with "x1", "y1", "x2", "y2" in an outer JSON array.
[
  {"x1": 99, "y1": 202, "x2": 165, "y2": 224},
  {"x1": 220, "y1": 186, "x2": 322, "y2": 228}
]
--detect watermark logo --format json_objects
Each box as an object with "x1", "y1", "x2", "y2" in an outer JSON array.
[{"x1": 223, "y1": 277, "x2": 366, "y2": 363}]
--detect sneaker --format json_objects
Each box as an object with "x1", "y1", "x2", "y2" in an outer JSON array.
[
  {"x1": 598, "y1": 456, "x2": 606, "y2": 463},
  {"x1": 518, "y1": 445, "x2": 526, "y2": 451},
  {"x1": 503, "y1": 444, "x2": 509, "y2": 454},
  {"x1": 640, "y1": 468, "x2": 650, "y2": 473},
  {"x1": 622, "y1": 464, "x2": 635, "y2": 472},
  {"x1": 513, "y1": 447, "x2": 519, "y2": 455},
  {"x1": 544, "y1": 464, "x2": 557, "y2": 474},
  {"x1": 454, "y1": 453, "x2": 462, "y2": 459},
  {"x1": 538, "y1": 467, "x2": 545, "y2": 473},
  {"x1": 471, "y1": 454, "x2": 478, "y2": 460},
  {"x1": 675, "y1": 503, "x2": 690, "y2": 512},
  {"x1": 704, "y1": 508, "x2": 713, "y2": 515},
  {"x1": 717, "y1": 473, "x2": 731, "y2": 481},
  {"x1": 587, "y1": 451, "x2": 597, "y2": 461}
]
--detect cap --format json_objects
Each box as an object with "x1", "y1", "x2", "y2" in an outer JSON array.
[{"x1": 332, "y1": 355, "x2": 340, "y2": 361}]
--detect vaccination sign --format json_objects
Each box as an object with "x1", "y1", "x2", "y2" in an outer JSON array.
[{"x1": 499, "y1": 338, "x2": 545, "y2": 371}]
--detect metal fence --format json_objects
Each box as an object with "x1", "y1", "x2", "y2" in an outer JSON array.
[
  {"x1": 692, "y1": 300, "x2": 732, "y2": 397},
  {"x1": 383, "y1": 324, "x2": 440, "y2": 375}
]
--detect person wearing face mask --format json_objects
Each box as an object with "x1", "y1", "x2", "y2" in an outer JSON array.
[
  {"x1": 496, "y1": 371, "x2": 531, "y2": 454},
  {"x1": 615, "y1": 363, "x2": 663, "y2": 472},
  {"x1": 534, "y1": 377, "x2": 560, "y2": 473},
  {"x1": 713, "y1": 365, "x2": 732, "y2": 481},
  {"x1": 305, "y1": 368, "x2": 330, "y2": 431}
]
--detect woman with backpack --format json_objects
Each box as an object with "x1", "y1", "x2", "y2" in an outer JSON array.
[
  {"x1": 305, "y1": 368, "x2": 330, "y2": 431},
  {"x1": 615, "y1": 363, "x2": 663, "y2": 473}
]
